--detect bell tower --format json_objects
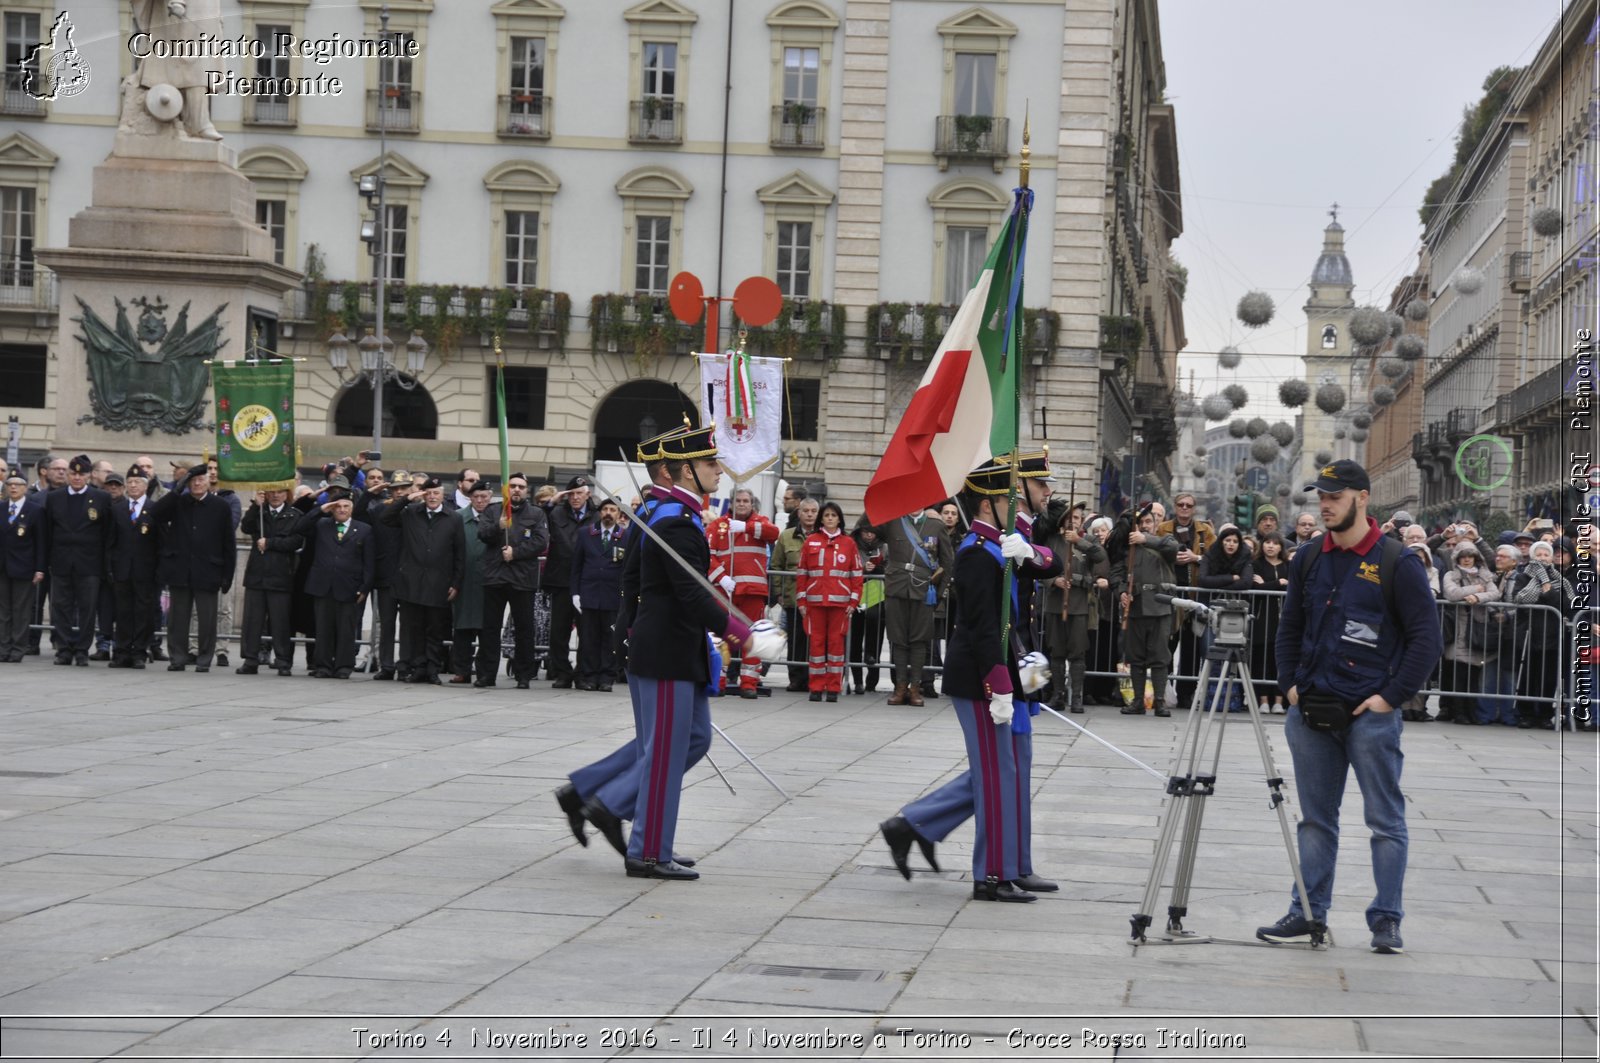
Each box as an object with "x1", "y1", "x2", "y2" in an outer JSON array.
[{"x1": 1299, "y1": 205, "x2": 1355, "y2": 487}]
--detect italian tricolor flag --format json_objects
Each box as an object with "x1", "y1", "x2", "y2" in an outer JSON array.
[{"x1": 864, "y1": 189, "x2": 1030, "y2": 524}]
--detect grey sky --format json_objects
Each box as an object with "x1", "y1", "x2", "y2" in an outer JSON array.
[{"x1": 1160, "y1": 0, "x2": 1567, "y2": 422}]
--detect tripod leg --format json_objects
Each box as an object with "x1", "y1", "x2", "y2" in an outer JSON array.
[
  {"x1": 1163, "y1": 654, "x2": 1233, "y2": 934},
  {"x1": 1132, "y1": 656, "x2": 1214, "y2": 943},
  {"x1": 1239, "y1": 662, "x2": 1327, "y2": 947}
]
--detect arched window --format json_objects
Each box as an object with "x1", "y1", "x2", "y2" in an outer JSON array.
[
  {"x1": 334, "y1": 378, "x2": 437, "y2": 440},
  {"x1": 591, "y1": 379, "x2": 697, "y2": 467},
  {"x1": 1321, "y1": 325, "x2": 1337, "y2": 349}
]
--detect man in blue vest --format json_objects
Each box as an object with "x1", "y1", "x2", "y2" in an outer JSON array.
[{"x1": 1256, "y1": 459, "x2": 1440, "y2": 955}]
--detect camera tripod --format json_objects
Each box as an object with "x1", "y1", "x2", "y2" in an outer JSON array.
[{"x1": 1129, "y1": 619, "x2": 1329, "y2": 950}]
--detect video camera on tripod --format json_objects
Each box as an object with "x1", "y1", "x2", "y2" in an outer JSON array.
[{"x1": 1155, "y1": 586, "x2": 1250, "y2": 648}]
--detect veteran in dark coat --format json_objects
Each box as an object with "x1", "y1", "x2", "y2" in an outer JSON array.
[
  {"x1": 148, "y1": 464, "x2": 238, "y2": 672},
  {"x1": 449, "y1": 482, "x2": 494, "y2": 683},
  {"x1": 294, "y1": 483, "x2": 375, "y2": 678},
  {"x1": 475, "y1": 473, "x2": 550, "y2": 689},
  {"x1": 237, "y1": 488, "x2": 304, "y2": 675},
  {"x1": 107, "y1": 468, "x2": 161, "y2": 668},
  {"x1": 41, "y1": 455, "x2": 113, "y2": 664},
  {"x1": 381, "y1": 478, "x2": 466, "y2": 684},
  {"x1": 0, "y1": 474, "x2": 44, "y2": 662}
]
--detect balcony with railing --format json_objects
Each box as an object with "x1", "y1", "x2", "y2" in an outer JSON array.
[
  {"x1": 365, "y1": 89, "x2": 421, "y2": 133},
  {"x1": 2, "y1": 83, "x2": 46, "y2": 117},
  {"x1": 933, "y1": 115, "x2": 1009, "y2": 170},
  {"x1": 1495, "y1": 360, "x2": 1567, "y2": 428},
  {"x1": 770, "y1": 104, "x2": 824, "y2": 149},
  {"x1": 0, "y1": 267, "x2": 56, "y2": 313},
  {"x1": 244, "y1": 96, "x2": 294, "y2": 126},
  {"x1": 1508, "y1": 250, "x2": 1532, "y2": 292},
  {"x1": 498, "y1": 94, "x2": 550, "y2": 138},
  {"x1": 629, "y1": 99, "x2": 682, "y2": 144},
  {"x1": 870, "y1": 301, "x2": 1057, "y2": 363},
  {"x1": 282, "y1": 282, "x2": 572, "y2": 349}
]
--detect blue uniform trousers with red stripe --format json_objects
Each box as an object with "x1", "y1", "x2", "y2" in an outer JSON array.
[
  {"x1": 901, "y1": 700, "x2": 1034, "y2": 880},
  {"x1": 627, "y1": 675, "x2": 711, "y2": 862},
  {"x1": 944, "y1": 697, "x2": 1023, "y2": 881}
]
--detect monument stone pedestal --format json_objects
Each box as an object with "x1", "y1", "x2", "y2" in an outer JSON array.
[{"x1": 35, "y1": 105, "x2": 301, "y2": 470}]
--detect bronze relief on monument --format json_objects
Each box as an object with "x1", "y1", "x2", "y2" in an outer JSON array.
[{"x1": 73, "y1": 295, "x2": 227, "y2": 434}]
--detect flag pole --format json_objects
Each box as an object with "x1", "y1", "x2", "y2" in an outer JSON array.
[
  {"x1": 494, "y1": 336, "x2": 512, "y2": 551},
  {"x1": 1000, "y1": 107, "x2": 1031, "y2": 645}
]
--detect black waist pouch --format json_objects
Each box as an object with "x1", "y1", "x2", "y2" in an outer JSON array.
[{"x1": 1299, "y1": 692, "x2": 1354, "y2": 734}]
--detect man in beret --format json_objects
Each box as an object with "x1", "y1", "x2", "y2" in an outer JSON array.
[
  {"x1": 89, "y1": 472, "x2": 125, "y2": 660},
  {"x1": 147, "y1": 464, "x2": 238, "y2": 672},
  {"x1": 40, "y1": 456, "x2": 113, "y2": 665},
  {"x1": 0, "y1": 474, "x2": 44, "y2": 662},
  {"x1": 541, "y1": 475, "x2": 595, "y2": 687},
  {"x1": 354, "y1": 469, "x2": 403, "y2": 679},
  {"x1": 294, "y1": 478, "x2": 376, "y2": 678},
  {"x1": 380, "y1": 476, "x2": 465, "y2": 685},
  {"x1": 106, "y1": 467, "x2": 160, "y2": 668},
  {"x1": 237, "y1": 483, "x2": 304, "y2": 675}
]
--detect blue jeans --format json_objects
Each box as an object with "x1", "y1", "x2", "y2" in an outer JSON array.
[
  {"x1": 1283, "y1": 703, "x2": 1407, "y2": 928},
  {"x1": 1479, "y1": 659, "x2": 1519, "y2": 725}
]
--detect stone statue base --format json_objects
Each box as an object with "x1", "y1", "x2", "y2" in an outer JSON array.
[{"x1": 35, "y1": 92, "x2": 301, "y2": 468}]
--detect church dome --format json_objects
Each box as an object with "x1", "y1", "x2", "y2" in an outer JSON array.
[{"x1": 1311, "y1": 219, "x2": 1353, "y2": 286}]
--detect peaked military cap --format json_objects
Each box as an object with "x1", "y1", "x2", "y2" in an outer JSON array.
[
  {"x1": 963, "y1": 457, "x2": 1017, "y2": 496},
  {"x1": 658, "y1": 424, "x2": 719, "y2": 461}
]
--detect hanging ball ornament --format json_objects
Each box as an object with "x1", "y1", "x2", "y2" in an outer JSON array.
[
  {"x1": 1453, "y1": 267, "x2": 1484, "y2": 295},
  {"x1": 1234, "y1": 461, "x2": 1249, "y2": 476},
  {"x1": 1293, "y1": 492, "x2": 1310, "y2": 506},
  {"x1": 1269, "y1": 421, "x2": 1295, "y2": 447},
  {"x1": 1349, "y1": 306, "x2": 1391, "y2": 346},
  {"x1": 1218, "y1": 345, "x2": 1243, "y2": 369},
  {"x1": 1394, "y1": 334, "x2": 1424, "y2": 361},
  {"x1": 1250, "y1": 437, "x2": 1281, "y2": 464},
  {"x1": 1236, "y1": 476, "x2": 1248, "y2": 489},
  {"x1": 1531, "y1": 206, "x2": 1563, "y2": 237},
  {"x1": 1351, "y1": 428, "x2": 1370, "y2": 443},
  {"x1": 1405, "y1": 297, "x2": 1430, "y2": 321},
  {"x1": 1278, "y1": 379, "x2": 1310, "y2": 408},
  {"x1": 1228, "y1": 419, "x2": 1249, "y2": 439},
  {"x1": 1314, "y1": 449, "x2": 1334, "y2": 466},
  {"x1": 1315, "y1": 383, "x2": 1347, "y2": 414},
  {"x1": 1378, "y1": 357, "x2": 1406, "y2": 378},
  {"x1": 1191, "y1": 463, "x2": 1209, "y2": 479},
  {"x1": 1236, "y1": 290, "x2": 1276, "y2": 328},
  {"x1": 1275, "y1": 483, "x2": 1291, "y2": 498},
  {"x1": 1335, "y1": 428, "x2": 1348, "y2": 440},
  {"x1": 1223, "y1": 383, "x2": 1249, "y2": 409},
  {"x1": 1371, "y1": 385, "x2": 1396, "y2": 407},
  {"x1": 1245, "y1": 417, "x2": 1269, "y2": 438},
  {"x1": 1193, "y1": 444, "x2": 1208, "y2": 458},
  {"x1": 1351, "y1": 411, "x2": 1373, "y2": 429},
  {"x1": 1201, "y1": 394, "x2": 1233, "y2": 421},
  {"x1": 1387, "y1": 313, "x2": 1406, "y2": 339}
]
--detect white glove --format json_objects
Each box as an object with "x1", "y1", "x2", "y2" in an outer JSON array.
[
  {"x1": 746, "y1": 619, "x2": 787, "y2": 662},
  {"x1": 1018, "y1": 651, "x2": 1050, "y2": 694},
  {"x1": 989, "y1": 699, "x2": 1015, "y2": 725},
  {"x1": 1000, "y1": 532, "x2": 1035, "y2": 562},
  {"x1": 570, "y1": 594, "x2": 581, "y2": 612},
  {"x1": 728, "y1": 519, "x2": 747, "y2": 534},
  {"x1": 718, "y1": 575, "x2": 736, "y2": 595}
]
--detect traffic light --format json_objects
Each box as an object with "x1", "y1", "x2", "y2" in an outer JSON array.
[{"x1": 1233, "y1": 493, "x2": 1254, "y2": 526}]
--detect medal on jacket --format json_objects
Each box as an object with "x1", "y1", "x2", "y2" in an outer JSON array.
[
  {"x1": 140, "y1": 523, "x2": 149, "y2": 535},
  {"x1": 15, "y1": 525, "x2": 23, "y2": 537},
  {"x1": 87, "y1": 506, "x2": 98, "y2": 521}
]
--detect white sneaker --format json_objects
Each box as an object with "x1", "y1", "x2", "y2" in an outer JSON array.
[{"x1": 1272, "y1": 703, "x2": 1287, "y2": 715}]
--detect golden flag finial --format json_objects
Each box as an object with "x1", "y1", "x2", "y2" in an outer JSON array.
[
  {"x1": 1019, "y1": 103, "x2": 1031, "y2": 189},
  {"x1": 493, "y1": 334, "x2": 504, "y2": 369}
]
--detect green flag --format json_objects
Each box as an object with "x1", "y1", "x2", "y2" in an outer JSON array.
[
  {"x1": 213, "y1": 361, "x2": 297, "y2": 490},
  {"x1": 496, "y1": 360, "x2": 512, "y2": 525}
]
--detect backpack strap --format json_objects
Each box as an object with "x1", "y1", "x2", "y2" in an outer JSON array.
[{"x1": 1296, "y1": 531, "x2": 1405, "y2": 619}]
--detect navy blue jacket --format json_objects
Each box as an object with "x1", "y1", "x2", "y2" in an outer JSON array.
[
  {"x1": 109, "y1": 495, "x2": 161, "y2": 583},
  {"x1": 1, "y1": 496, "x2": 45, "y2": 580},
  {"x1": 293, "y1": 510, "x2": 376, "y2": 602},
  {"x1": 1276, "y1": 519, "x2": 1442, "y2": 710},
  {"x1": 627, "y1": 487, "x2": 732, "y2": 683},
  {"x1": 572, "y1": 520, "x2": 626, "y2": 610},
  {"x1": 41, "y1": 486, "x2": 113, "y2": 578}
]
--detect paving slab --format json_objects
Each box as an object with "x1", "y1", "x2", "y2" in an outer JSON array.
[{"x1": 0, "y1": 663, "x2": 1593, "y2": 1059}]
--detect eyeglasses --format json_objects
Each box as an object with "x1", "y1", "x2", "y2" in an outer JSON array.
[{"x1": 1175, "y1": 501, "x2": 1194, "y2": 508}]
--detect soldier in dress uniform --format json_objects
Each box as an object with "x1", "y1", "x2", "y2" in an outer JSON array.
[
  {"x1": 558, "y1": 425, "x2": 705, "y2": 871},
  {"x1": 589, "y1": 426, "x2": 750, "y2": 881},
  {"x1": 878, "y1": 456, "x2": 1060, "y2": 903},
  {"x1": 0, "y1": 474, "x2": 44, "y2": 663},
  {"x1": 107, "y1": 467, "x2": 161, "y2": 669},
  {"x1": 381, "y1": 477, "x2": 466, "y2": 685},
  {"x1": 41, "y1": 455, "x2": 113, "y2": 665},
  {"x1": 237, "y1": 486, "x2": 304, "y2": 675}
]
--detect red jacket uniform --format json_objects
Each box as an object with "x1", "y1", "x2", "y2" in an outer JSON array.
[
  {"x1": 707, "y1": 513, "x2": 781, "y2": 598},
  {"x1": 797, "y1": 529, "x2": 863, "y2": 609}
]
